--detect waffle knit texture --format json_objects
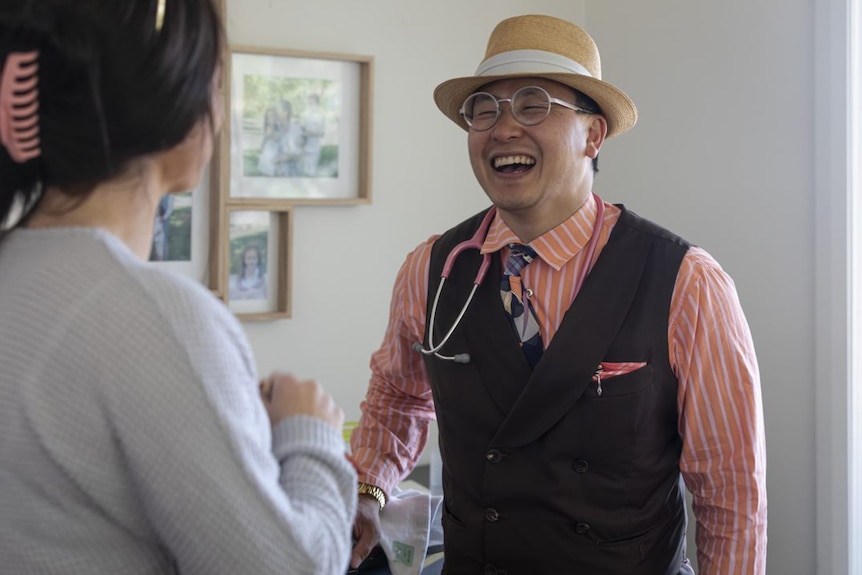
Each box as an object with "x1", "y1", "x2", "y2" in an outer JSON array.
[{"x1": 0, "y1": 227, "x2": 356, "y2": 574}]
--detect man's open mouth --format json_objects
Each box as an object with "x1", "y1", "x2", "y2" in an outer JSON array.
[{"x1": 493, "y1": 155, "x2": 536, "y2": 173}]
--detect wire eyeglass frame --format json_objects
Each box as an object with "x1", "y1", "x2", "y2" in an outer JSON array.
[{"x1": 459, "y1": 85, "x2": 597, "y2": 131}]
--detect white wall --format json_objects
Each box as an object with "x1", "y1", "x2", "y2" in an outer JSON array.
[
  {"x1": 586, "y1": 1, "x2": 815, "y2": 574},
  {"x1": 226, "y1": 1, "x2": 818, "y2": 573},
  {"x1": 225, "y1": 0, "x2": 584, "y2": 433}
]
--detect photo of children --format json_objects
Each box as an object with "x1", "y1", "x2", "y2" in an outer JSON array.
[
  {"x1": 227, "y1": 211, "x2": 270, "y2": 302},
  {"x1": 149, "y1": 191, "x2": 193, "y2": 262},
  {"x1": 230, "y1": 243, "x2": 267, "y2": 300},
  {"x1": 241, "y1": 75, "x2": 338, "y2": 179}
]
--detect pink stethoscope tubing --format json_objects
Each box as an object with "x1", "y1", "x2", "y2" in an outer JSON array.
[{"x1": 413, "y1": 194, "x2": 604, "y2": 364}]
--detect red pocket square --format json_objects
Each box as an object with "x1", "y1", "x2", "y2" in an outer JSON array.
[
  {"x1": 592, "y1": 361, "x2": 648, "y2": 381},
  {"x1": 591, "y1": 361, "x2": 648, "y2": 396}
]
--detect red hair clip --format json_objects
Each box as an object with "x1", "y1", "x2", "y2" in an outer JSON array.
[{"x1": 0, "y1": 51, "x2": 41, "y2": 163}]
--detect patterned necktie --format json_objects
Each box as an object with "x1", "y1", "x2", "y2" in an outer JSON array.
[{"x1": 500, "y1": 244, "x2": 543, "y2": 367}]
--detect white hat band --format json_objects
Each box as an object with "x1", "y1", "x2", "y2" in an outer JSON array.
[{"x1": 475, "y1": 49, "x2": 593, "y2": 78}]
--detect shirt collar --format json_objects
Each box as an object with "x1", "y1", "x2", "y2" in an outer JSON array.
[{"x1": 481, "y1": 196, "x2": 600, "y2": 271}]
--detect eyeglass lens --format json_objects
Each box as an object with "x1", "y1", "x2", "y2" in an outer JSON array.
[{"x1": 462, "y1": 86, "x2": 554, "y2": 131}]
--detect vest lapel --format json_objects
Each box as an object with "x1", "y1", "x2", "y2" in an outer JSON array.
[
  {"x1": 459, "y1": 250, "x2": 534, "y2": 414},
  {"x1": 492, "y1": 221, "x2": 654, "y2": 447}
]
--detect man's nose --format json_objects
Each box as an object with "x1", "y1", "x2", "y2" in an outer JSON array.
[{"x1": 492, "y1": 101, "x2": 523, "y2": 138}]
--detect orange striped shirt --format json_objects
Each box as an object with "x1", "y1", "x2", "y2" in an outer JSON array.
[{"x1": 351, "y1": 198, "x2": 767, "y2": 574}]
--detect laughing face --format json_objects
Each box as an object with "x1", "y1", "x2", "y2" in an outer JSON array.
[{"x1": 466, "y1": 77, "x2": 606, "y2": 238}]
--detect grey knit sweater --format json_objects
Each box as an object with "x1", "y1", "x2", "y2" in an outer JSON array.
[{"x1": 0, "y1": 228, "x2": 356, "y2": 574}]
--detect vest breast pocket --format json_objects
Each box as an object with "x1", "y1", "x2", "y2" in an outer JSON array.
[{"x1": 587, "y1": 361, "x2": 650, "y2": 398}]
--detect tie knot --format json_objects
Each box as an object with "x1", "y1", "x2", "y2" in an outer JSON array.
[{"x1": 505, "y1": 244, "x2": 538, "y2": 277}]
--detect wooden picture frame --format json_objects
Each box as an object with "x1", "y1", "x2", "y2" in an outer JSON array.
[
  {"x1": 220, "y1": 206, "x2": 293, "y2": 321},
  {"x1": 145, "y1": 0, "x2": 227, "y2": 295},
  {"x1": 205, "y1": 0, "x2": 229, "y2": 299},
  {"x1": 147, "y1": 166, "x2": 217, "y2": 289},
  {"x1": 224, "y1": 45, "x2": 373, "y2": 205}
]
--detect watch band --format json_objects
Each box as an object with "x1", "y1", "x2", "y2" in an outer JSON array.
[{"x1": 357, "y1": 482, "x2": 387, "y2": 511}]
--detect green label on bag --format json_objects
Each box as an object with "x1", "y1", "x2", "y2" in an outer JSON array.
[{"x1": 392, "y1": 541, "x2": 414, "y2": 566}]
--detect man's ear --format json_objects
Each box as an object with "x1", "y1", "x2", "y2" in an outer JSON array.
[{"x1": 585, "y1": 115, "x2": 608, "y2": 159}]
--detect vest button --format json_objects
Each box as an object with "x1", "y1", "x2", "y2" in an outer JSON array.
[
  {"x1": 575, "y1": 522, "x2": 591, "y2": 534},
  {"x1": 484, "y1": 566, "x2": 499, "y2": 575},
  {"x1": 573, "y1": 459, "x2": 589, "y2": 473},
  {"x1": 485, "y1": 508, "x2": 499, "y2": 522},
  {"x1": 486, "y1": 449, "x2": 502, "y2": 463}
]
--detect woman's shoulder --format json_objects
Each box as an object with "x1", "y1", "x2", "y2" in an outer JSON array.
[
  {"x1": 114, "y1": 262, "x2": 256, "y2": 377},
  {"x1": 4, "y1": 227, "x2": 253, "y2": 378},
  {"x1": 85, "y1": 232, "x2": 244, "y2": 340},
  {"x1": 132, "y1": 266, "x2": 239, "y2": 331}
]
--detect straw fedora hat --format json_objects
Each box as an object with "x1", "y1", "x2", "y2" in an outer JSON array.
[{"x1": 433, "y1": 14, "x2": 637, "y2": 138}]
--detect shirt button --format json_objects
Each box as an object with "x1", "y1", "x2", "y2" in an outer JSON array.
[
  {"x1": 486, "y1": 449, "x2": 502, "y2": 463},
  {"x1": 575, "y1": 522, "x2": 591, "y2": 534},
  {"x1": 485, "y1": 508, "x2": 499, "y2": 522},
  {"x1": 573, "y1": 459, "x2": 589, "y2": 473}
]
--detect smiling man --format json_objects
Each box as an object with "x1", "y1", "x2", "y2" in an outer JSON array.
[{"x1": 349, "y1": 14, "x2": 767, "y2": 575}]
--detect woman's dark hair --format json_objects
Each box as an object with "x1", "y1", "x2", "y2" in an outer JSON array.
[{"x1": 0, "y1": 0, "x2": 224, "y2": 230}]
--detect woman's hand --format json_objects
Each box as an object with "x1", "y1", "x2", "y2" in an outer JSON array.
[{"x1": 259, "y1": 372, "x2": 344, "y2": 430}]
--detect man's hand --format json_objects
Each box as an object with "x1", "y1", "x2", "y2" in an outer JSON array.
[{"x1": 350, "y1": 494, "x2": 383, "y2": 569}]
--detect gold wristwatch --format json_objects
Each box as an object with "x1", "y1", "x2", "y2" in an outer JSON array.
[{"x1": 357, "y1": 482, "x2": 387, "y2": 511}]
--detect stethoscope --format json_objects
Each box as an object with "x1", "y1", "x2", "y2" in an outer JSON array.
[{"x1": 413, "y1": 193, "x2": 605, "y2": 364}]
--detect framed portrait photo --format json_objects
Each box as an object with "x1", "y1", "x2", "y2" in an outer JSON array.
[
  {"x1": 222, "y1": 207, "x2": 292, "y2": 320},
  {"x1": 148, "y1": 162, "x2": 217, "y2": 290},
  {"x1": 226, "y1": 46, "x2": 373, "y2": 205}
]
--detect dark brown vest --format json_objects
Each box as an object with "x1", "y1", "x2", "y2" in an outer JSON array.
[{"x1": 422, "y1": 206, "x2": 692, "y2": 575}]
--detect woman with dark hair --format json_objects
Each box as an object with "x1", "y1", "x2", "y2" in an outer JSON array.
[{"x1": 0, "y1": 2, "x2": 356, "y2": 573}]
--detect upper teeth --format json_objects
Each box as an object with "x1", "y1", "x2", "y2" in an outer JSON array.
[{"x1": 494, "y1": 155, "x2": 535, "y2": 168}]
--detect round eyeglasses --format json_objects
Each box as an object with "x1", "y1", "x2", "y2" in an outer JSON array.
[{"x1": 459, "y1": 85, "x2": 596, "y2": 132}]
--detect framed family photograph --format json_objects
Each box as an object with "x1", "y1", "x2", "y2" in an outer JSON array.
[
  {"x1": 226, "y1": 46, "x2": 373, "y2": 204},
  {"x1": 223, "y1": 207, "x2": 292, "y2": 320},
  {"x1": 148, "y1": 162, "x2": 217, "y2": 289}
]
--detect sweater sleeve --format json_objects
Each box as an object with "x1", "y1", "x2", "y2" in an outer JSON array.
[{"x1": 99, "y1": 270, "x2": 357, "y2": 575}]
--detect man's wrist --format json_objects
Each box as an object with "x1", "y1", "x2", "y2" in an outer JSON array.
[{"x1": 357, "y1": 482, "x2": 387, "y2": 511}]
